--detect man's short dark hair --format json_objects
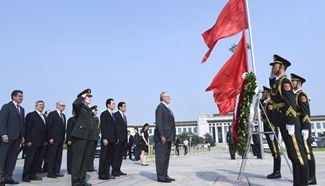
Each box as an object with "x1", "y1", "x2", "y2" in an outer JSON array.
[
  {"x1": 106, "y1": 98, "x2": 114, "y2": 108},
  {"x1": 11, "y1": 90, "x2": 23, "y2": 100},
  {"x1": 35, "y1": 100, "x2": 44, "y2": 106},
  {"x1": 118, "y1": 102, "x2": 126, "y2": 110},
  {"x1": 134, "y1": 127, "x2": 138, "y2": 131}
]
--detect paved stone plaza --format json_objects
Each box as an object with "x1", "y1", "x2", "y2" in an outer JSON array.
[{"x1": 11, "y1": 148, "x2": 325, "y2": 186}]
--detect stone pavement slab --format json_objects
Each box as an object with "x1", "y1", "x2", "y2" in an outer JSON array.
[{"x1": 11, "y1": 148, "x2": 325, "y2": 185}]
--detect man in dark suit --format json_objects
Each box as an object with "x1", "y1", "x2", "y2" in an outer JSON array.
[
  {"x1": 66, "y1": 112, "x2": 76, "y2": 174},
  {"x1": 132, "y1": 127, "x2": 141, "y2": 161},
  {"x1": 39, "y1": 110, "x2": 51, "y2": 173},
  {"x1": 47, "y1": 101, "x2": 66, "y2": 178},
  {"x1": 112, "y1": 102, "x2": 128, "y2": 177},
  {"x1": 226, "y1": 126, "x2": 236, "y2": 160},
  {"x1": 252, "y1": 126, "x2": 261, "y2": 159},
  {"x1": 98, "y1": 99, "x2": 116, "y2": 180},
  {"x1": 71, "y1": 89, "x2": 94, "y2": 186},
  {"x1": 154, "y1": 92, "x2": 176, "y2": 183},
  {"x1": 22, "y1": 100, "x2": 47, "y2": 182},
  {"x1": 0, "y1": 90, "x2": 25, "y2": 185},
  {"x1": 175, "y1": 136, "x2": 179, "y2": 155},
  {"x1": 124, "y1": 130, "x2": 133, "y2": 160}
]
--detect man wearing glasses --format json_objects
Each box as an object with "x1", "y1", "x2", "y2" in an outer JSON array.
[
  {"x1": 47, "y1": 101, "x2": 66, "y2": 178},
  {"x1": 0, "y1": 90, "x2": 25, "y2": 185}
]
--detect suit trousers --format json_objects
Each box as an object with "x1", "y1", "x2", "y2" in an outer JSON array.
[
  {"x1": 87, "y1": 141, "x2": 97, "y2": 170},
  {"x1": 71, "y1": 138, "x2": 91, "y2": 186},
  {"x1": 98, "y1": 142, "x2": 115, "y2": 178},
  {"x1": 155, "y1": 141, "x2": 171, "y2": 181},
  {"x1": 0, "y1": 139, "x2": 21, "y2": 180},
  {"x1": 124, "y1": 143, "x2": 132, "y2": 159},
  {"x1": 22, "y1": 146, "x2": 43, "y2": 180},
  {"x1": 229, "y1": 144, "x2": 236, "y2": 159},
  {"x1": 48, "y1": 142, "x2": 63, "y2": 175},
  {"x1": 67, "y1": 144, "x2": 73, "y2": 173},
  {"x1": 40, "y1": 145, "x2": 48, "y2": 172},
  {"x1": 112, "y1": 141, "x2": 126, "y2": 174},
  {"x1": 134, "y1": 146, "x2": 141, "y2": 160}
]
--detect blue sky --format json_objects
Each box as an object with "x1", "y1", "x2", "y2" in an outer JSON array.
[{"x1": 0, "y1": 0, "x2": 324, "y2": 125}]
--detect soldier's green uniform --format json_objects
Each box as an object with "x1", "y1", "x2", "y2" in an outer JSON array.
[
  {"x1": 291, "y1": 73, "x2": 316, "y2": 185},
  {"x1": 261, "y1": 86, "x2": 281, "y2": 179},
  {"x1": 71, "y1": 89, "x2": 94, "y2": 186},
  {"x1": 87, "y1": 105, "x2": 101, "y2": 171},
  {"x1": 269, "y1": 55, "x2": 308, "y2": 186}
]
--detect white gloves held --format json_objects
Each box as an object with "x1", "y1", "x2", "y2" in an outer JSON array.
[
  {"x1": 301, "y1": 129, "x2": 309, "y2": 141},
  {"x1": 286, "y1": 124, "x2": 295, "y2": 136},
  {"x1": 269, "y1": 134, "x2": 274, "y2": 141},
  {"x1": 270, "y1": 71, "x2": 276, "y2": 79}
]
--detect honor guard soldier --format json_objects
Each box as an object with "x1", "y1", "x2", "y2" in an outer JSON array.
[
  {"x1": 261, "y1": 86, "x2": 281, "y2": 179},
  {"x1": 71, "y1": 89, "x2": 94, "y2": 186},
  {"x1": 291, "y1": 73, "x2": 316, "y2": 185},
  {"x1": 269, "y1": 55, "x2": 308, "y2": 186},
  {"x1": 87, "y1": 105, "x2": 100, "y2": 172}
]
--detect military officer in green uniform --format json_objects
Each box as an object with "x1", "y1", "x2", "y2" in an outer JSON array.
[
  {"x1": 291, "y1": 73, "x2": 316, "y2": 185},
  {"x1": 261, "y1": 86, "x2": 281, "y2": 179},
  {"x1": 71, "y1": 89, "x2": 94, "y2": 186},
  {"x1": 87, "y1": 105, "x2": 100, "y2": 172},
  {"x1": 269, "y1": 55, "x2": 308, "y2": 186}
]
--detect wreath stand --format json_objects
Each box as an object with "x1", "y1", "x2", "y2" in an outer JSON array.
[{"x1": 237, "y1": 92, "x2": 293, "y2": 185}]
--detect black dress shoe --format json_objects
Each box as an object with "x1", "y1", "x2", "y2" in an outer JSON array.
[
  {"x1": 30, "y1": 176, "x2": 42, "y2": 180},
  {"x1": 108, "y1": 175, "x2": 115, "y2": 179},
  {"x1": 56, "y1": 173, "x2": 64, "y2": 177},
  {"x1": 267, "y1": 172, "x2": 281, "y2": 179},
  {"x1": 22, "y1": 179, "x2": 31, "y2": 182},
  {"x1": 167, "y1": 176, "x2": 175, "y2": 181},
  {"x1": 158, "y1": 179, "x2": 171, "y2": 183},
  {"x1": 87, "y1": 169, "x2": 97, "y2": 172},
  {"x1": 111, "y1": 173, "x2": 120, "y2": 177},
  {"x1": 98, "y1": 177, "x2": 109, "y2": 180},
  {"x1": 68, "y1": 172, "x2": 71, "y2": 175},
  {"x1": 308, "y1": 177, "x2": 317, "y2": 185},
  {"x1": 81, "y1": 182, "x2": 92, "y2": 186},
  {"x1": 119, "y1": 171, "x2": 127, "y2": 176},
  {"x1": 0, "y1": 182, "x2": 4, "y2": 186},
  {"x1": 47, "y1": 174, "x2": 57, "y2": 178},
  {"x1": 4, "y1": 179, "x2": 19, "y2": 184}
]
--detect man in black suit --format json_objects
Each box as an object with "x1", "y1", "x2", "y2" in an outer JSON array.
[
  {"x1": 252, "y1": 126, "x2": 261, "y2": 159},
  {"x1": 22, "y1": 100, "x2": 47, "y2": 182},
  {"x1": 98, "y1": 99, "x2": 116, "y2": 180},
  {"x1": 175, "y1": 136, "x2": 179, "y2": 155},
  {"x1": 39, "y1": 110, "x2": 51, "y2": 173},
  {"x1": 112, "y1": 102, "x2": 128, "y2": 177},
  {"x1": 154, "y1": 92, "x2": 176, "y2": 183},
  {"x1": 47, "y1": 101, "x2": 66, "y2": 178},
  {"x1": 132, "y1": 127, "x2": 141, "y2": 161},
  {"x1": 0, "y1": 90, "x2": 25, "y2": 185},
  {"x1": 226, "y1": 126, "x2": 236, "y2": 160},
  {"x1": 124, "y1": 130, "x2": 133, "y2": 160},
  {"x1": 66, "y1": 111, "x2": 76, "y2": 174}
]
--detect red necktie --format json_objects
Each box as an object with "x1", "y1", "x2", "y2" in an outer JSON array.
[{"x1": 17, "y1": 104, "x2": 20, "y2": 115}]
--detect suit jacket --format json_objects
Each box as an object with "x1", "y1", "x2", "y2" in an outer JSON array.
[
  {"x1": 66, "y1": 116, "x2": 76, "y2": 143},
  {"x1": 113, "y1": 111, "x2": 127, "y2": 142},
  {"x1": 127, "y1": 135, "x2": 133, "y2": 146},
  {"x1": 71, "y1": 96, "x2": 94, "y2": 140},
  {"x1": 154, "y1": 103, "x2": 176, "y2": 142},
  {"x1": 226, "y1": 131, "x2": 235, "y2": 145},
  {"x1": 134, "y1": 133, "x2": 141, "y2": 145},
  {"x1": 0, "y1": 101, "x2": 25, "y2": 140},
  {"x1": 175, "y1": 137, "x2": 179, "y2": 147},
  {"x1": 100, "y1": 110, "x2": 117, "y2": 143},
  {"x1": 25, "y1": 111, "x2": 47, "y2": 147},
  {"x1": 47, "y1": 110, "x2": 66, "y2": 144}
]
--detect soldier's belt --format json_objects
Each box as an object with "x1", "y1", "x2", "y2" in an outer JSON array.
[{"x1": 273, "y1": 102, "x2": 285, "y2": 109}]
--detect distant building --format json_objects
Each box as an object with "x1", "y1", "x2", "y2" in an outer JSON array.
[{"x1": 127, "y1": 112, "x2": 325, "y2": 146}]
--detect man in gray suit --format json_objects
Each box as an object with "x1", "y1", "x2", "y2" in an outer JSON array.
[
  {"x1": 154, "y1": 92, "x2": 176, "y2": 183},
  {"x1": 0, "y1": 90, "x2": 25, "y2": 185}
]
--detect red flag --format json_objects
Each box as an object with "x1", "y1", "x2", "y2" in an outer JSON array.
[
  {"x1": 201, "y1": 0, "x2": 248, "y2": 64},
  {"x1": 206, "y1": 31, "x2": 249, "y2": 115}
]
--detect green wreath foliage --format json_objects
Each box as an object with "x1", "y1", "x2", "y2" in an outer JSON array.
[{"x1": 237, "y1": 72, "x2": 257, "y2": 156}]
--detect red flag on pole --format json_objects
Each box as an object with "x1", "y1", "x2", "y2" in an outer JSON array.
[
  {"x1": 206, "y1": 31, "x2": 249, "y2": 115},
  {"x1": 201, "y1": 0, "x2": 248, "y2": 64}
]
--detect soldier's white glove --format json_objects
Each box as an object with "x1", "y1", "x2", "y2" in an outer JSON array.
[
  {"x1": 301, "y1": 129, "x2": 309, "y2": 141},
  {"x1": 286, "y1": 125, "x2": 295, "y2": 136},
  {"x1": 270, "y1": 71, "x2": 276, "y2": 79},
  {"x1": 269, "y1": 134, "x2": 274, "y2": 141}
]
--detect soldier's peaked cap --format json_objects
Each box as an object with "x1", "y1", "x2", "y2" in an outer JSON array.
[
  {"x1": 269, "y1": 54, "x2": 291, "y2": 67},
  {"x1": 77, "y1": 88, "x2": 93, "y2": 97},
  {"x1": 261, "y1": 86, "x2": 270, "y2": 93},
  {"x1": 90, "y1": 105, "x2": 98, "y2": 112},
  {"x1": 290, "y1": 73, "x2": 306, "y2": 83}
]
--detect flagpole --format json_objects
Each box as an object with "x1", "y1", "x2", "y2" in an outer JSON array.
[{"x1": 244, "y1": 0, "x2": 264, "y2": 160}]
